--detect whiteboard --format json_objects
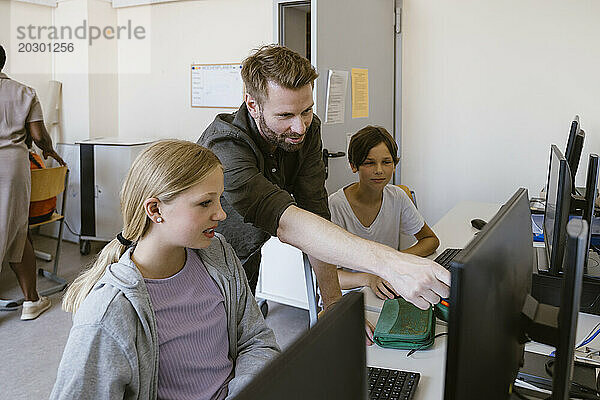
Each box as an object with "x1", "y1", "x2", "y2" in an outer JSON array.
[
  {"x1": 191, "y1": 63, "x2": 244, "y2": 109},
  {"x1": 112, "y1": 0, "x2": 182, "y2": 8},
  {"x1": 16, "y1": 0, "x2": 57, "y2": 6}
]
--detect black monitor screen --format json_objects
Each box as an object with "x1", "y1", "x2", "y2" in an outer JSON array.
[
  {"x1": 544, "y1": 144, "x2": 573, "y2": 274},
  {"x1": 582, "y1": 154, "x2": 599, "y2": 272},
  {"x1": 233, "y1": 292, "x2": 367, "y2": 400},
  {"x1": 565, "y1": 116, "x2": 579, "y2": 172},
  {"x1": 444, "y1": 188, "x2": 533, "y2": 399},
  {"x1": 553, "y1": 219, "x2": 587, "y2": 399}
]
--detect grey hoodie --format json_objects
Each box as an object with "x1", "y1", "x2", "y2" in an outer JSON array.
[{"x1": 50, "y1": 233, "x2": 280, "y2": 400}]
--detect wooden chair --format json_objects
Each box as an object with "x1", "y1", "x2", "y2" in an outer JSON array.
[
  {"x1": 0, "y1": 166, "x2": 69, "y2": 310},
  {"x1": 397, "y1": 184, "x2": 417, "y2": 207}
]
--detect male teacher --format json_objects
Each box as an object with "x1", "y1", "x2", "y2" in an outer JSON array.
[{"x1": 198, "y1": 45, "x2": 449, "y2": 315}]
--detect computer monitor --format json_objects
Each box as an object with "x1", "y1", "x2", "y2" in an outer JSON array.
[
  {"x1": 565, "y1": 116, "x2": 585, "y2": 194},
  {"x1": 516, "y1": 219, "x2": 594, "y2": 398},
  {"x1": 580, "y1": 154, "x2": 599, "y2": 272},
  {"x1": 564, "y1": 116, "x2": 579, "y2": 165},
  {"x1": 544, "y1": 145, "x2": 573, "y2": 275},
  {"x1": 552, "y1": 219, "x2": 587, "y2": 400},
  {"x1": 444, "y1": 188, "x2": 533, "y2": 399},
  {"x1": 549, "y1": 152, "x2": 598, "y2": 275},
  {"x1": 444, "y1": 187, "x2": 591, "y2": 399},
  {"x1": 233, "y1": 292, "x2": 367, "y2": 400}
]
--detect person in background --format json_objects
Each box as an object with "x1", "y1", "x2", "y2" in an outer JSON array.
[
  {"x1": 0, "y1": 44, "x2": 66, "y2": 320},
  {"x1": 51, "y1": 140, "x2": 279, "y2": 400},
  {"x1": 329, "y1": 126, "x2": 439, "y2": 300}
]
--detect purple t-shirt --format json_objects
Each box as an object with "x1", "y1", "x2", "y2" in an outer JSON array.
[{"x1": 145, "y1": 248, "x2": 233, "y2": 400}]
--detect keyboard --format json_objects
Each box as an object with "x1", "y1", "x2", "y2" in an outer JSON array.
[
  {"x1": 434, "y1": 247, "x2": 462, "y2": 269},
  {"x1": 368, "y1": 367, "x2": 419, "y2": 400}
]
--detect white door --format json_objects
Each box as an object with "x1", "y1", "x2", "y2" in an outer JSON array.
[{"x1": 313, "y1": 0, "x2": 396, "y2": 193}]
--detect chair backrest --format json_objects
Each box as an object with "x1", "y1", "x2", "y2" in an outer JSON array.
[
  {"x1": 30, "y1": 166, "x2": 68, "y2": 202},
  {"x1": 397, "y1": 184, "x2": 417, "y2": 207}
]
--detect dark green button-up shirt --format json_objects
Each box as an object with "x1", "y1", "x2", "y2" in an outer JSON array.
[{"x1": 198, "y1": 103, "x2": 330, "y2": 263}]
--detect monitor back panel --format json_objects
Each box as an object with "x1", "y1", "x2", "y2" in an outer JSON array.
[
  {"x1": 444, "y1": 188, "x2": 533, "y2": 400},
  {"x1": 233, "y1": 292, "x2": 367, "y2": 400}
]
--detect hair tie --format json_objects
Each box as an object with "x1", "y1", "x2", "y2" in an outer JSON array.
[{"x1": 116, "y1": 232, "x2": 133, "y2": 247}]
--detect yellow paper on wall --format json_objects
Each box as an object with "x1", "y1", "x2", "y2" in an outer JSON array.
[{"x1": 351, "y1": 68, "x2": 369, "y2": 118}]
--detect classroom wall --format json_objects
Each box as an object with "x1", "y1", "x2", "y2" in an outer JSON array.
[
  {"x1": 87, "y1": 0, "x2": 119, "y2": 138},
  {"x1": 0, "y1": 2, "x2": 8, "y2": 49},
  {"x1": 401, "y1": 0, "x2": 600, "y2": 224},
  {"x1": 116, "y1": 0, "x2": 274, "y2": 142},
  {"x1": 0, "y1": 0, "x2": 53, "y2": 113},
  {"x1": 53, "y1": 0, "x2": 91, "y2": 143},
  {"x1": 2, "y1": 0, "x2": 115, "y2": 144},
  {"x1": 4, "y1": 0, "x2": 274, "y2": 144}
]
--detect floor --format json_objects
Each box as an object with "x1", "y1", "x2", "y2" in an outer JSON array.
[{"x1": 0, "y1": 234, "x2": 309, "y2": 399}]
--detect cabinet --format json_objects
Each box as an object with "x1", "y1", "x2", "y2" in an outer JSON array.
[
  {"x1": 256, "y1": 238, "x2": 314, "y2": 310},
  {"x1": 76, "y1": 138, "x2": 152, "y2": 252}
]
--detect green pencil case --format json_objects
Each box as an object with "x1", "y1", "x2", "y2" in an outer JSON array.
[{"x1": 373, "y1": 298, "x2": 435, "y2": 350}]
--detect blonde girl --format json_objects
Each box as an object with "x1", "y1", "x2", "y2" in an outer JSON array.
[{"x1": 51, "y1": 140, "x2": 279, "y2": 400}]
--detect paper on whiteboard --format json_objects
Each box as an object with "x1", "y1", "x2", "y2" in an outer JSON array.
[
  {"x1": 325, "y1": 69, "x2": 348, "y2": 124},
  {"x1": 191, "y1": 64, "x2": 244, "y2": 108}
]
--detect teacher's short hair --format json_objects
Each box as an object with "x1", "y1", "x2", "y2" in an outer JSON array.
[{"x1": 241, "y1": 44, "x2": 318, "y2": 106}]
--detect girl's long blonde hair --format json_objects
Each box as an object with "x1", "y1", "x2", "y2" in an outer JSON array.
[{"x1": 63, "y1": 139, "x2": 222, "y2": 313}]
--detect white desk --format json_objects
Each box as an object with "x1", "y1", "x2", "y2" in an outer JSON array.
[{"x1": 364, "y1": 201, "x2": 600, "y2": 400}]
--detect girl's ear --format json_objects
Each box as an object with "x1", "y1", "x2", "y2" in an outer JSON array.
[
  {"x1": 143, "y1": 197, "x2": 163, "y2": 224},
  {"x1": 350, "y1": 162, "x2": 358, "y2": 173}
]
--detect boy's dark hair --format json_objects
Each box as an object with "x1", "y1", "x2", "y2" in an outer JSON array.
[
  {"x1": 348, "y1": 126, "x2": 399, "y2": 168},
  {"x1": 241, "y1": 44, "x2": 318, "y2": 106},
  {"x1": 0, "y1": 45, "x2": 6, "y2": 71}
]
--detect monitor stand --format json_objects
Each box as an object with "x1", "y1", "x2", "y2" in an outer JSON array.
[
  {"x1": 586, "y1": 249, "x2": 600, "y2": 278},
  {"x1": 534, "y1": 247, "x2": 550, "y2": 273},
  {"x1": 532, "y1": 246, "x2": 600, "y2": 316},
  {"x1": 575, "y1": 186, "x2": 600, "y2": 214},
  {"x1": 514, "y1": 351, "x2": 597, "y2": 399},
  {"x1": 533, "y1": 245, "x2": 600, "y2": 279}
]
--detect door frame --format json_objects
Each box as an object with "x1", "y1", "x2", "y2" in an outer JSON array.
[
  {"x1": 394, "y1": 0, "x2": 402, "y2": 185},
  {"x1": 276, "y1": 1, "x2": 310, "y2": 47},
  {"x1": 273, "y1": 0, "x2": 402, "y2": 186}
]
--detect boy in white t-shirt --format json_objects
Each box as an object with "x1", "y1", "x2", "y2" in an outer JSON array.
[{"x1": 329, "y1": 126, "x2": 439, "y2": 300}]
